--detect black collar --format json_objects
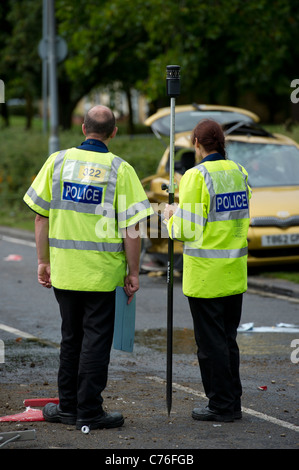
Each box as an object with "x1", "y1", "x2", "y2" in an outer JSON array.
[
  {"x1": 201, "y1": 152, "x2": 225, "y2": 164},
  {"x1": 78, "y1": 138, "x2": 109, "y2": 153}
]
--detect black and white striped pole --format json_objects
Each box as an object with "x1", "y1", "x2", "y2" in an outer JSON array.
[{"x1": 166, "y1": 65, "x2": 180, "y2": 415}]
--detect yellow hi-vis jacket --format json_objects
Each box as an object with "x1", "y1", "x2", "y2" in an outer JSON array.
[
  {"x1": 167, "y1": 153, "x2": 251, "y2": 298},
  {"x1": 24, "y1": 143, "x2": 153, "y2": 291}
]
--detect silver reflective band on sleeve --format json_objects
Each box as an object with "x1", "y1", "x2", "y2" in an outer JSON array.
[
  {"x1": 49, "y1": 238, "x2": 124, "y2": 252},
  {"x1": 184, "y1": 246, "x2": 248, "y2": 258},
  {"x1": 26, "y1": 186, "x2": 50, "y2": 211},
  {"x1": 174, "y1": 207, "x2": 206, "y2": 226},
  {"x1": 117, "y1": 199, "x2": 152, "y2": 222}
]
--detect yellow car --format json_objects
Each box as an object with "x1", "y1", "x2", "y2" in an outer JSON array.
[{"x1": 141, "y1": 104, "x2": 299, "y2": 268}]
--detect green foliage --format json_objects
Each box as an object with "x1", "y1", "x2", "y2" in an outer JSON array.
[
  {"x1": 1, "y1": 0, "x2": 299, "y2": 129},
  {"x1": 1, "y1": 0, "x2": 42, "y2": 99},
  {"x1": 110, "y1": 135, "x2": 162, "y2": 179},
  {"x1": 0, "y1": 118, "x2": 162, "y2": 229},
  {"x1": 53, "y1": 0, "x2": 299, "y2": 109}
]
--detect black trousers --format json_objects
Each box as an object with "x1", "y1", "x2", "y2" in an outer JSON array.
[
  {"x1": 53, "y1": 288, "x2": 115, "y2": 420},
  {"x1": 188, "y1": 294, "x2": 243, "y2": 415}
]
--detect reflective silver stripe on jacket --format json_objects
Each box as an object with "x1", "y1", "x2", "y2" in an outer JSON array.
[
  {"x1": 26, "y1": 186, "x2": 50, "y2": 211},
  {"x1": 184, "y1": 246, "x2": 248, "y2": 258},
  {"x1": 174, "y1": 207, "x2": 206, "y2": 226},
  {"x1": 49, "y1": 238, "x2": 124, "y2": 252},
  {"x1": 51, "y1": 149, "x2": 67, "y2": 203},
  {"x1": 117, "y1": 199, "x2": 152, "y2": 222},
  {"x1": 195, "y1": 162, "x2": 250, "y2": 222},
  {"x1": 236, "y1": 162, "x2": 252, "y2": 202},
  {"x1": 105, "y1": 156, "x2": 124, "y2": 206},
  {"x1": 50, "y1": 149, "x2": 123, "y2": 215},
  {"x1": 171, "y1": 206, "x2": 206, "y2": 239}
]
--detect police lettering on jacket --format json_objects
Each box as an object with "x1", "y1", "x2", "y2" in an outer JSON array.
[{"x1": 216, "y1": 191, "x2": 248, "y2": 213}]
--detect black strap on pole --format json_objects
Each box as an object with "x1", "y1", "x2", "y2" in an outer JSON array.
[{"x1": 165, "y1": 65, "x2": 181, "y2": 416}]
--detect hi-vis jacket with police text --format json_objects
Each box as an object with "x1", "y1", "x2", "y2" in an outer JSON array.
[
  {"x1": 167, "y1": 153, "x2": 251, "y2": 298},
  {"x1": 24, "y1": 142, "x2": 153, "y2": 291}
]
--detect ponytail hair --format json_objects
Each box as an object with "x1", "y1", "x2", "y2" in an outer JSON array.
[{"x1": 191, "y1": 119, "x2": 226, "y2": 158}]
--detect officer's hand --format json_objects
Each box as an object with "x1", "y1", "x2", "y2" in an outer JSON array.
[
  {"x1": 164, "y1": 203, "x2": 178, "y2": 221},
  {"x1": 124, "y1": 274, "x2": 139, "y2": 305},
  {"x1": 37, "y1": 263, "x2": 52, "y2": 288}
]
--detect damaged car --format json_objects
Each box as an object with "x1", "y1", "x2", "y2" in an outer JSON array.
[{"x1": 141, "y1": 104, "x2": 299, "y2": 269}]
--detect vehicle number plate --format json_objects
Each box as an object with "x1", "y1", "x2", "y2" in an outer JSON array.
[{"x1": 261, "y1": 233, "x2": 299, "y2": 246}]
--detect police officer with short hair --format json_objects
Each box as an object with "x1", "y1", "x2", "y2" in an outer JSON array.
[
  {"x1": 164, "y1": 119, "x2": 251, "y2": 422},
  {"x1": 24, "y1": 105, "x2": 153, "y2": 430}
]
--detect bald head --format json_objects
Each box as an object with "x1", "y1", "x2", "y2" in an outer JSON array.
[{"x1": 83, "y1": 105, "x2": 116, "y2": 142}]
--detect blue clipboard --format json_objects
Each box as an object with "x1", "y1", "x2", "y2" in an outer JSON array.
[{"x1": 113, "y1": 286, "x2": 136, "y2": 352}]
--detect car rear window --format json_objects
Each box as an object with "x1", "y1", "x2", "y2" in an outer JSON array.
[{"x1": 151, "y1": 111, "x2": 255, "y2": 135}]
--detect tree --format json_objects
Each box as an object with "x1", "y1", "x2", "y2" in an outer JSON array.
[
  {"x1": 2, "y1": 0, "x2": 299, "y2": 131},
  {"x1": 2, "y1": 0, "x2": 42, "y2": 129},
  {"x1": 0, "y1": 0, "x2": 13, "y2": 127},
  {"x1": 56, "y1": 0, "x2": 153, "y2": 131}
]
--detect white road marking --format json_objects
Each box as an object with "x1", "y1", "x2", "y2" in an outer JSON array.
[
  {"x1": 147, "y1": 375, "x2": 299, "y2": 433},
  {"x1": 247, "y1": 288, "x2": 299, "y2": 304},
  {"x1": 0, "y1": 235, "x2": 35, "y2": 248},
  {"x1": 0, "y1": 323, "x2": 37, "y2": 339},
  {"x1": 0, "y1": 323, "x2": 60, "y2": 351}
]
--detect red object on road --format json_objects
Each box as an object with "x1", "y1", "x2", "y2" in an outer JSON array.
[
  {"x1": 23, "y1": 397, "x2": 59, "y2": 407},
  {"x1": 4, "y1": 254, "x2": 23, "y2": 261},
  {"x1": 0, "y1": 407, "x2": 44, "y2": 422},
  {"x1": 0, "y1": 398, "x2": 60, "y2": 422}
]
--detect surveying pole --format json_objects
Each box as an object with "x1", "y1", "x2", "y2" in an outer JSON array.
[{"x1": 165, "y1": 65, "x2": 181, "y2": 415}]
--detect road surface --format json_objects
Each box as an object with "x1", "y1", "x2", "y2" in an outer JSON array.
[{"x1": 0, "y1": 234, "x2": 298, "y2": 451}]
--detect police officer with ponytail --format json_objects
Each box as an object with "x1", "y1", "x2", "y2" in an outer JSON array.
[{"x1": 164, "y1": 119, "x2": 251, "y2": 422}]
